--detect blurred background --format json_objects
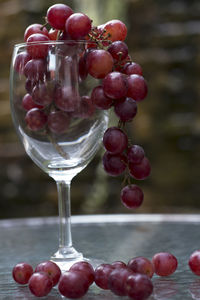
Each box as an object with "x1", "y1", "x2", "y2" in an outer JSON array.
[{"x1": 0, "y1": 0, "x2": 200, "y2": 219}]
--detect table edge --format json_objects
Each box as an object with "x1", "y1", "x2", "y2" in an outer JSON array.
[{"x1": 1, "y1": 214, "x2": 200, "y2": 228}]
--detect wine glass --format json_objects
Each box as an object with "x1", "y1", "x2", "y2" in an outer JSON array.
[{"x1": 10, "y1": 40, "x2": 108, "y2": 270}]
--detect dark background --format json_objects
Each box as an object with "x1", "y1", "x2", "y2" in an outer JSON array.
[{"x1": 0, "y1": 0, "x2": 200, "y2": 218}]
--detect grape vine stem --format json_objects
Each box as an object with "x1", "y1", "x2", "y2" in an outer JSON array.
[{"x1": 47, "y1": 131, "x2": 69, "y2": 160}]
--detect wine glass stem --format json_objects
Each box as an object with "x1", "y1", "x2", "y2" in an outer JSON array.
[{"x1": 57, "y1": 180, "x2": 72, "y2": 249}]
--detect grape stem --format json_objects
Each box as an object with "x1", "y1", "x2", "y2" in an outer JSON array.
[
  {"x1": 47, "y1": 131, "x2": 69, "y2": 160},
  {"x1": 118, "y1": 119, "x2": 125, "y2": 129},
  {"x1": 42, "y1": 20, "x2": 48, "y2": 29},
  {"x1": 88, "y1": 27, "x2": 112, "y2": 50},
  {"x1": 114, "y1": 57, "x2": 132, "y2": 71},
  {"x1": 122, "y1": 172, "x2": 132, "y2": 187},
  {"x1": 56, "y1": 30, "x2": 62, "y2": 40},
  {"x1": 117, "y1": 120, "x2": 132, "y2": 147}
]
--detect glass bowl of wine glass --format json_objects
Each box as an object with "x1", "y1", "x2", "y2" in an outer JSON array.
[{"x1": 10, "y1": 40, "x2": 108, "y2": 271}]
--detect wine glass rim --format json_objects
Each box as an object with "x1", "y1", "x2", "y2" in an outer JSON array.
[{"x1": 14, "y1": 39, "x2": 95, "y2": 48}]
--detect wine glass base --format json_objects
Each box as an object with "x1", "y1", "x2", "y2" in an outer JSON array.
[
  {"x1": 50, "y1": 247, "x2": 104, "y2": 272},
  {"x1": 50, "y1": 246, "x2": 83, "y2": 272}
]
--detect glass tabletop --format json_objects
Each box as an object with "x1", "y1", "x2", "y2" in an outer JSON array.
[{"x1": 0, "y1": 214, "x2": 200, "y2": 299}]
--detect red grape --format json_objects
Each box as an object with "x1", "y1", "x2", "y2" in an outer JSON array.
[
  {"x1": 35, "y1": 260, "x2": 61, "y2": 286},
  {"x1": 91, "y1": 85, "x2": 113, "y2": 110},
  {"x1": 127, "y1": 74, "x2": 148, "y2": 101},
  {"x1": 86, "y1": 49, "x2": 113, "y2": 79},
  {"x1": 103, "y1": 152, "x2": 127, "y2": 177},
  {"x1": 103, "y1": 127, "x2": 128, "y2": 154},
  {"x1": 189, "y1": 250, "x2": 200, "y2": 275},
  {"x1": 127, "y1": 145, "x2": 145, "y2": 164},
  {"x1": 22, "y1": 93, "x2": 43, "y2": 111},
  {"x1": 121, "y1": 184, "x2": 144, "y2": 209},
  {"x1": 108, "y1": 267, "x2": 134, "y2": 296},
  {"x1": 129, "y1": 157, "x2": 151, "y2": 180},
  {"x1": 12, "y1": 262, "x2": 33, "y2": 285},
  {"x1": 103, "y1": 71, "x2": 128, "y2": 99},
  {"x1": 103, "y1": 19, "x2": 127, "y2": 42},
  {"x1": 25, "y1": 108, "x2": 47, "y2": 131},
  {"x1": 48, "y1": 111, "x2": 70, "y2": 134},
  {"x1": 25, "y1": 79, "x2": 37, "y2": 94},
  {"x1": 24, "y1": 59, "x2": 47, "y2": 81},
  {"x1": 125, "y1": 273, "x2": 153, "y2": 300},
  {"x1": 128, "y1": 257, "x2": 154, "y2": 278},
  {"x1": 54, "y1": 85, "x2": 79, "y2": 112},
  {"x1": 123, "y1": 62, "x2": 143, "y2": 76},
  {"x1": 27, "y1": 33, "x2": 49, "y2": 59},
  {"x1": 28, "y1": 272, "x2": 53, "y2": 297},
  {"x1": 14, "y1": 51, "x2": 31, "y2": 74},
  {"x1": 65, "y1": 13, "x2": 92, "y2": 39},
  {"x1": 114, "y1": 97, "x2": 137, "y2": 122},
  {"x1": 24, "y1": 23, "x2": 49, "y2": 41},
  {"x1": 69, "y1": 261, "x2": 95, "y2": 286},
  {"x1": 94, "y1": 264, "x2": 115, "y2": 290},
  {"x1": 152, "y1": 252, "x2": 178, "y2": 276},
  {"x1": 108, "y1": 41, "x2": 128, "y2": 61},
  {"x1": 74, "y1": 95, "x2": 95, "y2": 118},
  {"x1": 79, "y1": 54, "x2": 88, "y2": 81},
  {"x1": 58, "y1": 271, "x2": 89, "y2": 299},
  {"x1": 47, "y1": 4, "x2": 73, "y2": 30},
  {"x1": 32, "y1": 81, "x2": 54, "y2": 107}
]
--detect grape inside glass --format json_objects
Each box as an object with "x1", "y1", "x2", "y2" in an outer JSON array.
[{"x1": 10, "y1": 40, "x2": 108, "y2": 270}]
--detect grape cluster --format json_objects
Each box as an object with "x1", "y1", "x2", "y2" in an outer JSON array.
[
  {"x1": 15, "y1": 3, "x2": 150, "y2": 209},
  {"x1": 14, "y1": 249, "x2": 200, "y2": 299},
  {"x1": 12, "y1": 251, "x2": 180, "y2": 299},
  {"x1": 12, "y1": 260, "x2": 61, "y2": 297}
]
